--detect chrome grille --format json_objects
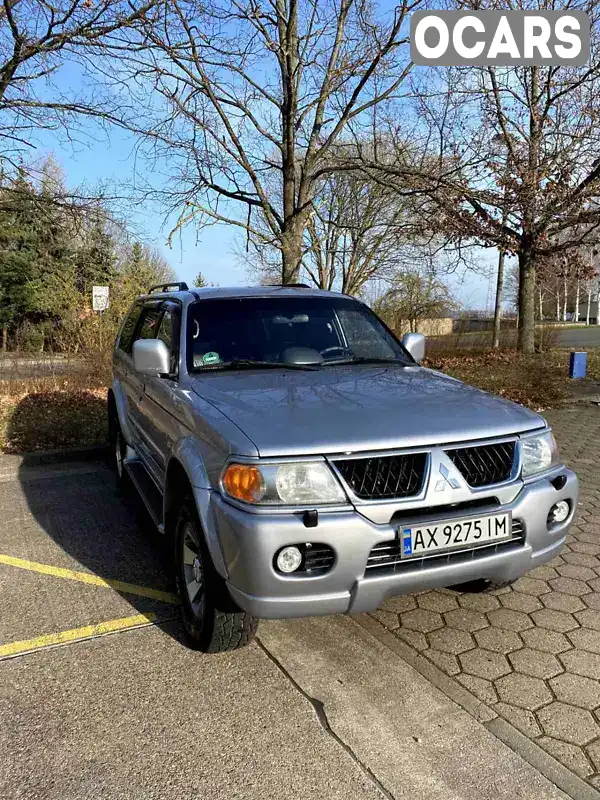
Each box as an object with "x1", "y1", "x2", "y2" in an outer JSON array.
[
  {"x1": 364, "y1": 519, "x2": 525, "y2": 576},
  {"x1": 446, "y1": 441, "x2": 516, "y2": 488},
  {"x1": 333, "y1": 452, "x2": 427, "y2": 500}
]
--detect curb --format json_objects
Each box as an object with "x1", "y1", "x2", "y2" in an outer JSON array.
[
  {"x1": 1, "y1": 444, "x2": 109, "y2": 468},
  {"x1": 355, "y1": 613, "x2": 600, "y2": 800}
]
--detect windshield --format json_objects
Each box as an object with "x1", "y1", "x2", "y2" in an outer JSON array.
[{"x1": 186, "y1": 295, "x2": 411, "y2": 371}]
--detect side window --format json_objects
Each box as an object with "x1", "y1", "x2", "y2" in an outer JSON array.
[
  {"x1": 156, "y1": 309, "x2": 174, "y2": 351},
  {"x1": 136, "y1": 307, "x2": 162, "y2": 341},
  {"x1": 118, "y1": 304, "x2": 143, "y2": 356},
  {"x1": 156, "y1": 307, "x2": 179, "y2": 375}
]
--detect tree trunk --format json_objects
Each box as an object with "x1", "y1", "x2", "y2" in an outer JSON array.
[
  {"x1": 281, "y1": 229, "x2": 303, "y2": 284},
  {"x1": 556, "y1": 291, "x2": 560, "y2": 321},
  {"x1": 518, "y1": 250, "x2": 536, "y2": 353},
  {"x1": 587, "y1": 288, "x2": 591, "y2": 325},
  {"x1": 1, "y1": 325, "x2": 6, "y2": 352},
  {"x1": 562, "y1": 274, "x2": 568, "y2": 321},
  {"x1": 538, "y1": 288, "x2": 544, "y2": 321},
  {"x1": 278, "y1": 0, "x2": 300, "y2": 286},
  {"x1": 575, "y1": 280, "x2": 580, "y2": 323},
  {"x1": 492, "y1": 250, "x2": 505, "y2": 349}
]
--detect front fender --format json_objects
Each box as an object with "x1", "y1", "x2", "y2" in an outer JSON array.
[
  {"x1": 166, "y1": 438, "x2": 227, "y2": 578},
  {"x1": 112, "y1": 378, "x2": 134, "y2": 445}
]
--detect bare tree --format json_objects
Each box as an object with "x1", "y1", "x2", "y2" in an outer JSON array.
[
  {"x1": 243, "y1": 161, "x2": 426, "y2": 294},
  {"x1": 0, "y1": 0, "x2": 160, "y2": 177},
  {"x1": 353, "y1": 0, "x2": 600, "y2": 352},
  {"x1": 117, "y1": 0, "x2": 419, "y2": 284},
  {"x1": 302, "y1": 168, "x2": 430, "y2": 294},
  {"x1": 373, "y1": 269, "x2": 455, "y2": 333},
  {"x1": 535, "y1": 246, "x2": 596, "y2": 323},
  {"x1": 242, "y1": 161, "x2": 464, "y2": 296}
]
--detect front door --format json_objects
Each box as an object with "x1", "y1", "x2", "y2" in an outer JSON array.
[
  {"x1": 127, "y1": 301, "x2": 164, "y2": 478},
  {"x1": 140, "y1": 302, "x2": 185, "y2": 483}
]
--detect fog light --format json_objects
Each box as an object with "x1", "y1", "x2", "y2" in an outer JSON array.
[
  {"x1": 550, "y1": 501, "x2": 570, "y2": 524},
  {"x1": 276, "y1": 546, "x2": 302, "y2": 573}
]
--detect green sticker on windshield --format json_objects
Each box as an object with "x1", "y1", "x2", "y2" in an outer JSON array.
[{"x1": 202, "y1": 351, "x2": 221, "y2": 365}]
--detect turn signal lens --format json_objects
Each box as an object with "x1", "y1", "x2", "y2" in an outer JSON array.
[{"x1": 222, "y1": 464, "x2": 266, "y2": 503}]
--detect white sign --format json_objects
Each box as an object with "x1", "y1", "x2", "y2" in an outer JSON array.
[{"x1": 92, "y1": 285, "x2": 110, "y2": 312}]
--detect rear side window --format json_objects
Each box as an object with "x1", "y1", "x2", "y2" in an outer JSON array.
[{"x1": 118, "y1": 305, "x2": 143, "y2": 355}]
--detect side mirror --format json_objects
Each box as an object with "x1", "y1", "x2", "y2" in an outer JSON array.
[
  {"x1": 133, "y1": 339, "x2": 170, "y2": 377},
  {"x1": 401, "y1": 332, "x2": 425, "y2": 363}
]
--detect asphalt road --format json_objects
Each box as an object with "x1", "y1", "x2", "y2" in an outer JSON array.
[
  {"x1": 0, "y1": 456, "x2": 572, "y2": 800},
  {"x1": 558, "y1": 327, "x2": 600, "y2": 348}
]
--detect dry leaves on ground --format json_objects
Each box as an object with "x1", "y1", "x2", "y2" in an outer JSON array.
[{"x1": 424, "y1": 348, "x2": 600, "y2": 411}]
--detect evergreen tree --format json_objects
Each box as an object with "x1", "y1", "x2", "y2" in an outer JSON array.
[
  {"x1": 36, "y1": 159, "x2": 79, "y2": 327},
  {"x1": 0, "y1": 172, "x2": 42, "y2": 349},
  {"x1": 75, "y1": 209, "x2": 117, "y2": 298},
  {"x1": 0, "y1": 159, "x2": 176, "y2": 351}
]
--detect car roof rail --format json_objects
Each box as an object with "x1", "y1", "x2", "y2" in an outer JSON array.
[
  {"x1": 267, "y1": 282, "x2": 311, "y2": 289},
  {"x1": 148, "y1": 282, "x2": 189, "y2": 294}
]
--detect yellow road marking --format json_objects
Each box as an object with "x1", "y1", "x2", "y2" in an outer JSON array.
[
  {"x1": 0, "y1": 554, "x2": 179, "y2": 605},
  {"x1": 0, "y1": 613, "x2": 161, "y2": 660}
]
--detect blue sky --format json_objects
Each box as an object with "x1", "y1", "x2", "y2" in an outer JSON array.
[{"x1": 35, "y1": 122, "x2": 250, "y2": 288}]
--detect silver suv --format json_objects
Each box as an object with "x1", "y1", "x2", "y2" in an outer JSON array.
[{"x1": 109, "y1": 283, "x2": 579, "y2": 652}]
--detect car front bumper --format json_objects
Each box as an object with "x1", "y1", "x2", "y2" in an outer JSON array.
[{"x1": 212, "y1": 468, "x2": 579, "y2": 619}]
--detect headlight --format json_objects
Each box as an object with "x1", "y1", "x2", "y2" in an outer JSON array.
[
  {"x1": 221, "y1": 461, "x2": 346, "y2": 505},
  {"x1": 521, "y1": 431, "x2": 559, "y2": 477}
]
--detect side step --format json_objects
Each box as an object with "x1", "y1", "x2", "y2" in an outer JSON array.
[{"x1": 125, "y1": 460, "x2": 164, "y2": 531}]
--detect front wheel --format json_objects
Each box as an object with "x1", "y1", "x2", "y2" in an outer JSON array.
[{"x1": 175, "y1": 496, "x2": 258, "y2": 652}]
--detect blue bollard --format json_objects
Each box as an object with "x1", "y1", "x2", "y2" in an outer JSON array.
[{"x1": 569, "y1": 351, "x2": 587, "y2": 379}]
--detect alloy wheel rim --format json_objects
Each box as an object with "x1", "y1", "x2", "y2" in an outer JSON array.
[{"x1": 182, "y1": 521, "x2": 205, "y2": 618}]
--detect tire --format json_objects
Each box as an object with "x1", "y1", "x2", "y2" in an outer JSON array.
[
  {"x1": 108, "y1": 399, "x2": 129, "y2": 491},
  {"x1": 175, "y1": 494, "x2": 258, "y2": 652}
]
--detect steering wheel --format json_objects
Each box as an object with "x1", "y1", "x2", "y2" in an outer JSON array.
[{"x1": 320, "y1": 346, "x2": 350, "y2": 358}]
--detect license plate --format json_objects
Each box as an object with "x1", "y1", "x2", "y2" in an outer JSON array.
[{"x1": 400, "y1": 513, "x2": 512, "y2": 558}]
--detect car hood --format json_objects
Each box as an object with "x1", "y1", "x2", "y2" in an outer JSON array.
[{"x1": 191, "y1": 365, "x2": 545, "y2": 457}]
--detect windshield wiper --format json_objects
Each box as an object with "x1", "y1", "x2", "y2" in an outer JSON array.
[
  {"x1": 202, "y1": 358, "x2": 320, "y2": 372},
  {"x1": 325, "y1": 356, "x2": 410, "y2": 367}
]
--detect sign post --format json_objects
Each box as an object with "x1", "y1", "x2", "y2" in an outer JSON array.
[{"x1": 92, "y1": 286, "x2": 110, "y2": 312}]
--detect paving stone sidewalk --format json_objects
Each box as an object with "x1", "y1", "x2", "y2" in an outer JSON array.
[{"x1": 370, "y1": 406, "x2": 600, "y2": 789}]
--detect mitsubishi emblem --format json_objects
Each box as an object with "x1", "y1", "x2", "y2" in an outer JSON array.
[{"x1": 435, "y1": 462, "x2": 461, "y2": 492}]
